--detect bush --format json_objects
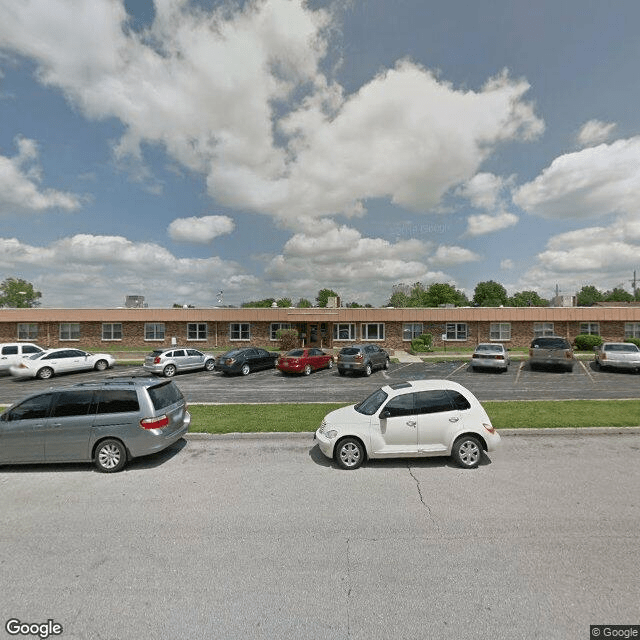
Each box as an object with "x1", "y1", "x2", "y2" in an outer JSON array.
[
  {"x1": 411, "y1": 333, "x2": 433, "y2": 353},
  {"x1": 625, "y1": 338, "x2": 640, "y2": 348},
  {"x1": 573, "y1": 334, "x2": 603, "y2": 351},
  {"x1": 276, "y1": 328, "x2": 299, "y2": 351}
]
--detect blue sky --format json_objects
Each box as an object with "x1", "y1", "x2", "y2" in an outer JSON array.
[{"x1": 1, "y1": 0, "x2": 640, "y2": 308}]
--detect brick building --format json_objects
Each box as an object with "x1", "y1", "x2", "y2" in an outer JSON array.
[{"x1": 2, "y1": 306, "x2": 640, "y2": 351}]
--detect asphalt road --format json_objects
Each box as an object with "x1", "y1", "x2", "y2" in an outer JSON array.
[
  {"x1": 1, "y1": 432, "x2": 638, "y2": 640},
  {"x1": 1, "y1": 359, "x2": 639, "y2": 405}
]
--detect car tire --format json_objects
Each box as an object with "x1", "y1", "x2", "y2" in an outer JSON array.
[
  {"x1": 36, "y1": 367, "x2": 54, "y2": 380},
  {"x1": 451, "y1": 435, "x2": 482, "y2": 469},
  {"x1": 94, "y1": 359, "x2": 109, "y2": 371},
  {"x1": 335, "y1": 437, "x2": 365, "y2": 470},
  {"x1": 94, "y1": 439, "x2": 127, "y2": 473},
  {"x1": 163, "y1": 364, "x2": 177, "y2": 378},
  {"x1": 364, "y1": 363, "x2": 372, "y2": 376},
  {"x1": 204, "y1": 359, "x2": 215, "y2": 371},
  {"x1": 241, "y1": 363, "x2": 250, "y2": 376},
  {"x1": 304, "y1": 364, "x2": 312, "y2": 376},
  {"x1": 383, "y1": 358, "x2": 390, "y2": 370},
  {"x1": 338, "y1": 369, "x2": 346, "y2": 376}
]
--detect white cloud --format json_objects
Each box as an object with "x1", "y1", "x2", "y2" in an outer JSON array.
[
  {"x1": 429, "y1": 245, "x2": 481, "y2": 266},
  {"x1": 168, "y1": 215, "x2": 235, "y2": 243},
  {"x1": 577, "y1": 119, "x2": 616, "y2": 147},
  {"x1": 513, "y1": 136, "x2": 640, "y2": 219},
  {"x1": 0, "y1": 137, "x2": 82, "y2": 214},
  {"x1": 500, "y1": 259, "x2": 514, "y2": 270},
  {"x1": 466, "y1": 212, "x2": 518, "y2": 236}
]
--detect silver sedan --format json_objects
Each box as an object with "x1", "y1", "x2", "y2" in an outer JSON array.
[
  {"x1": 470, "y1": 343, "x2": 510, "y2": 372},
  {"x1": 594, "y1": 342, "x2": 640, "y2": 372}
]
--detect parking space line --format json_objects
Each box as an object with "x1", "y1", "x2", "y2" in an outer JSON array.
[
  {"x1": 580, "y1": 360, "x2": 596, "y2": 383},
  {"x1": 446, "y1": 362, "x2": 468, "y2": 378},
  {"x1": 515, "y1": 361, "x2": 524, "y2": 385}
]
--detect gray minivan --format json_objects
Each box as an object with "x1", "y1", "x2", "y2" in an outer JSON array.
[{"x1": 0, "y1": 377, "x2": 190, "y2": 472}]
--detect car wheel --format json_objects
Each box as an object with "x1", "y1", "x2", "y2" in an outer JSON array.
[
  {"x1": 383, "y1": 358, "x2": 390, "y2": 370},
  {"x1": 304, "y1": 364, "x2": 312, "y2": 376},
  {"x1": 163, "y1": 364, "x2": 177, "y2": 378},
  {"x1": 94, "y1": 359, "x2": 109, "y2": 371},
  {"x1": 95, "y1": 439, "x2": 127, "y2": 473},
  {"x1": 451, "y1": 435, "x2": 482, "y2": 469},
  {"x1": 335, "y1": 437, "x2": 365, "y2": 470},
  {"x1": 204, "y1": 359, "x2": 215, "y2": 371},
  {"x1": 241, "y1": 363, "x2": 250, "y2": 376},
  {"x1": 364, "y1": 363, "x2": 372, "y2": 376},
  {"x1": 36, "y1": 367, "x2": 54, "y2": 380}
]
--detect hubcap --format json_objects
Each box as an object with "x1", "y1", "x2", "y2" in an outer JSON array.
[
  {"x1": 458, "y1": 441, "x2": 480, "y2": 466},
  {"x1": 99, "y1": 445, "x2": 121, "y2": 469},
  {"x1": 340, "y1": 443, "x2": 360, "y2": 467}
]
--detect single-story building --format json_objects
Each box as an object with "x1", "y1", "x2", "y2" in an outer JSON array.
[{"x1": 1, "y1": 306, "x2": 640, "y2": 351}]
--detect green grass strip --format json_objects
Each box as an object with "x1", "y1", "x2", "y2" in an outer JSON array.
[{"x1": 187, "y1": 400, "x2": 640, "y2": 434}]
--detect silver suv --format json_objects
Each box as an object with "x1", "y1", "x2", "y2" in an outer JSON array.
[
  {"x1": 143, "y1": 347, "x2": 216, "y2": 377},
  {"x1": 337, "y1": 344, "x2": 390, "y2": 376},
  {"x1": 0, "y1": 377, "x2": 190, "y2": 472}
]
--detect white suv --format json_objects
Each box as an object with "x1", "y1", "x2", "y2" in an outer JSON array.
[{"x1": 0, "y1": 343, "x2": 44, "y2": 373}]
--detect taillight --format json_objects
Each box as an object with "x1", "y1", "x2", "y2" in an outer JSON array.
[
  {"x1": 483, "y1": 423, "x2": 495, "y2": 434},
  {"x1": 140, "y1": 415, "x2": 169, "y2": 430},
  {"x1": 153, "y1": 357, "x2": 161, "y2": 364},
  {"x1": 355, "y1": 354, "x2": 364, "y2": 361}
]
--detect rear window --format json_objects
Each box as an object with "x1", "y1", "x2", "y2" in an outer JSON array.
[
  {"x1": 96, "y1": 390, "x2": 140, "y2": 414},
  {"x1": 286, "y1": 350, "x2": 305, "y2": 357},
  {"x1": 531, "y1": 338, "x2": 570, "y2": 349},
  {"x1": 149, "y1": 350, "x2": 165, "y2": 357},
  {"x1": 147, "y1": 381, "x2": 184, "y2": 411},
  {"x1": 340, "y1": 348, "x2": 361, "y2": 355},
  {"x1": 605, "y1": 344, "x2": 639, "y2": 352}
]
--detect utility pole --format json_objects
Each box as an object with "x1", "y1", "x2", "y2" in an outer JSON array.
[{"x1": 630, "y1": 271, "x2": 638, "y2": 299}]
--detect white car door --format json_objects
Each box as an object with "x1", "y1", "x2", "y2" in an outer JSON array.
[
  {"x1": 415, "y1": 390, "x2": 467, "y2": 453},
  {"x1": 373, "y1": 392, "x2": 418, "y2": 455}
]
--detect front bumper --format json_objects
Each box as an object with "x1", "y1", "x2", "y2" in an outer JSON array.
[{"x1": 314, "y1": 428, "x2": 335, "y2": 459}]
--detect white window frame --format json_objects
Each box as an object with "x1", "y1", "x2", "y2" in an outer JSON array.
[
  {"x1": 187, "y1": 323, "x2": 208, "y2": 341},
  {"x1": 579, "y1": 322, "x2": 599, "y2": 335},
  {"x1": 102, "y1": 323, "x2": 123, "y2": 341},
  {"x1": 270, "y1": 323, "x2": 292, "y2": 341},
  {"x1": 624, "y1": 323, "x2": 640, "y2": 339},
  {"x1": 59, "y1": 322, "x2": 80, "y2": 341},
  {"x1": 490, "y1": 323, "x2": 511, "y2": 341},
  {"x1": 145, "y1": 323, "x2": 165, "y2": 341},
  {"x1": 361, "y1": 323, "x2": 385, "y2": 341},
  {"x1": 17, "y1": 323, "x2": 38, "y2": 340},
  {"x1": 333, "y1": 323, "x2": 356, "y2": 341},
  {"x1": 403, "y1": 323, "x2": 424, "y2": 341},
  {"x1": 230, "y1": 323, "x2": 250, "y2": 341},
  {"x1": 533, "y1": 322, "x2": 555, "y2": 337},
  {"x1": 445, "y1": 323, "x2": 468, "y2": 341}
]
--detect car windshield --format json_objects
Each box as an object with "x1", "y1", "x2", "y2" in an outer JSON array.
[
  {"x1": 605, "y1": 344, "x2": 639, "y2": 352},
  {"x1": 286, "y1": 350, "x2": 305, "y2": 357},
  {"x1": 476, "y1": 344, "x2": 502, "y2": 353},
  {"x1": 354, "y1": 388, "x2": 388, "y2": 416}
]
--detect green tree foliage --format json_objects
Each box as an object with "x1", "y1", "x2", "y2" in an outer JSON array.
[
  {"x1": 241, "y1": 298, "x2": 276, "y2": 308},
  {"x1": 276, "y1": 298, "x2": 292, "y2": 308},
  {"x1": 604, "y1": 287, "x2": 634, "y2": 302},
  {"x1": 316, "y1": 288, "x2": 339, "y2": 307},
  {"x1": 507, "y1": 291, "x2": 549, "y2": 307},
  {"x1": 576, "y1": 285, "x2": 603, "y2": 306},
  {"x1": 0, "y1": 278, "x2": 42, "y2": 308},
  {"x1": 472, "y1": 280, "x2": 508, "y2": 307},
  {"x1": 296, "y1": 298, "x2": 312, "y2": 308},
  {"x1": 388, "y1": 282, "x2": 467, "y2": 307}
]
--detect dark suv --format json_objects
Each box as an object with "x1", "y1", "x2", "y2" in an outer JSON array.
[
  {"x1": 337, "y1": 344, "x2": 390, "y2": 376},
  {"x1": 528, "y1": 336, "x2": 576, "y2": 372},
  {"x1": 0, "y1": 377, "x2": 190, "y2": 472}
]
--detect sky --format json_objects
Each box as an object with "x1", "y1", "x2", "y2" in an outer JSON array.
[{"x1": 1, "y1": 0, "x2": 640, "y2": 308}]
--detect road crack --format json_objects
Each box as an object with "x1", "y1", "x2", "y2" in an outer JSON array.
[{"x1": 407, "y1": 464, "x2": 441, "y2": 533}]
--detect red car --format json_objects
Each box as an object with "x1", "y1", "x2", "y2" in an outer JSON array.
[{"x1": 277, "y1": 348, "x2": 334, "y2": 375}]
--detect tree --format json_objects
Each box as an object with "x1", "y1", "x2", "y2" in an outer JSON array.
[
  {"x1": 508, "y1": 291, "x2": 549, "y2": 307},
  {"x1": 276, "y1": 298, "x2": 292, "y2": 308},
  {"x1": 604, "y1": 287, "x2": 634, "y2": 302},
  {"x1": 296, "y1": 298, "x2": 312, "y2": 308},
  {"x1": 388, "y1": 291, "x2": 411, "y2": 307},
  {"x1": 0, "y1": 278, "x2": 42, "y2": 308},
  {"x1": 576, "y1": 285, "x2": 603, "y2": 306},
  {"x1": 316, "y1": 288, "x2": 339, "y2": 308},
  {"x1": 423, "y1": 283, "x2": 468, "y2": 307},
  {"x1": 473, "y1": 280, "x2": 508, "y2": 307},
  {"x1": 241, "y1": 298, "x2": 275, "y2": 308}
]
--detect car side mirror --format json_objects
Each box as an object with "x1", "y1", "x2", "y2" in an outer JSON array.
[{"x1": 380, "y1": 409, "x2": 391, "y2": 419}]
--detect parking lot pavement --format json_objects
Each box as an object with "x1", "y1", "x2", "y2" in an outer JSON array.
[
  {"x1": 1, "y1": 359, "x2": 639, "y2": 405},
  {"x1": 1, "y1": 433, "x2": 638, "y2": 639}
]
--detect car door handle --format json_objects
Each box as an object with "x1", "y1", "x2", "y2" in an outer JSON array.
[
  {"x1": 449, "y1": 417, "x2": 459, "y2": 423},
  {"x1": 406, "y1": 420, "x2": 417, "y2": 427}
]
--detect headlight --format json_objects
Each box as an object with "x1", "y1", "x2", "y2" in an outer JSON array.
[{"x1": 323, "y1": 429, "x2": 338, "y2": 439}]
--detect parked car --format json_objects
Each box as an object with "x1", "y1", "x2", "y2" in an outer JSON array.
[
  {"x1": 337, "y1": 344, "x2": 390, "y2": 376},
  {"x1": 315, "y1": 379, "x2": 500, "y2": 470},
  {"x1": 9, "y1": 348, "x2": 115, "y2": 380},
  {"x1": 0, "y1": 377, "x2": 190, "y2": 472},
  {"x1": 471, "y1": 343, "x2": 510, "y2": 372},
  {"x1": 143, "y1": 347, "x2": 216, "y2": 377},
  {"x1": 594, "y1": 342, "x2": 640, "y2": 372},
  {"x1": 215, "y1": 348, "x2": 279, "y2": 375},
  {"x1": 0, "y1": 343, "x2": 45, "y2": 373},
  {"x1": 528, "y1": 336, "x2": 575, "y2": 372},
  {"x1": 277, "y1": 348, "x2": 334, "y2": 375}
]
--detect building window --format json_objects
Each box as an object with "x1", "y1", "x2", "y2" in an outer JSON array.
[
  {"x1": 533, "y1": 322, "x2": 555, "y2": 337},
  {"x1": 490, "y1": 323, "x2": 511, "y2": 340},
  {"x1": 145, "y1": 323, "x2": 165, "y2": 340},
  {"x1": 102, "y1": 323, "x2": 123, "y2": 341},
  {"x1": 403, "y1": 323, "x2": 424, "y2": 341},
  {"x1": 59, "y1": 323, "x2": 80, "y2": 340},
  {"x1": 270, "y1": 323, "x2": 292, "y2": 340},
  {"x1": 579, "y1": 322, "x2": 599, "y2": 335},
  {"x1": 445, "y1": 323, "x2": 468, "y2": 340},
  {"x1": 17, "y1": 323, "x2": 38, "y2": 340},
  {"x1": 187, "y1": 323, "x2": 207, "y2": 340},
  {"x1": 625, "y1": 323, "x2": 640, "y2": 339},
  {"x1": 361, "y1": 323, "x2": 385, "y2": 340},
  {"x1": 230, "y1": 323, "x2": 250, "y2": 340},
  {"x1": 333, "y1": 323, "x2": 356, "y2": 341}
]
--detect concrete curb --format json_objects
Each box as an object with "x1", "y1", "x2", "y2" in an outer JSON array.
[{"x1": 185, "y1": 426, "x2": 640, "y2": 441}]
